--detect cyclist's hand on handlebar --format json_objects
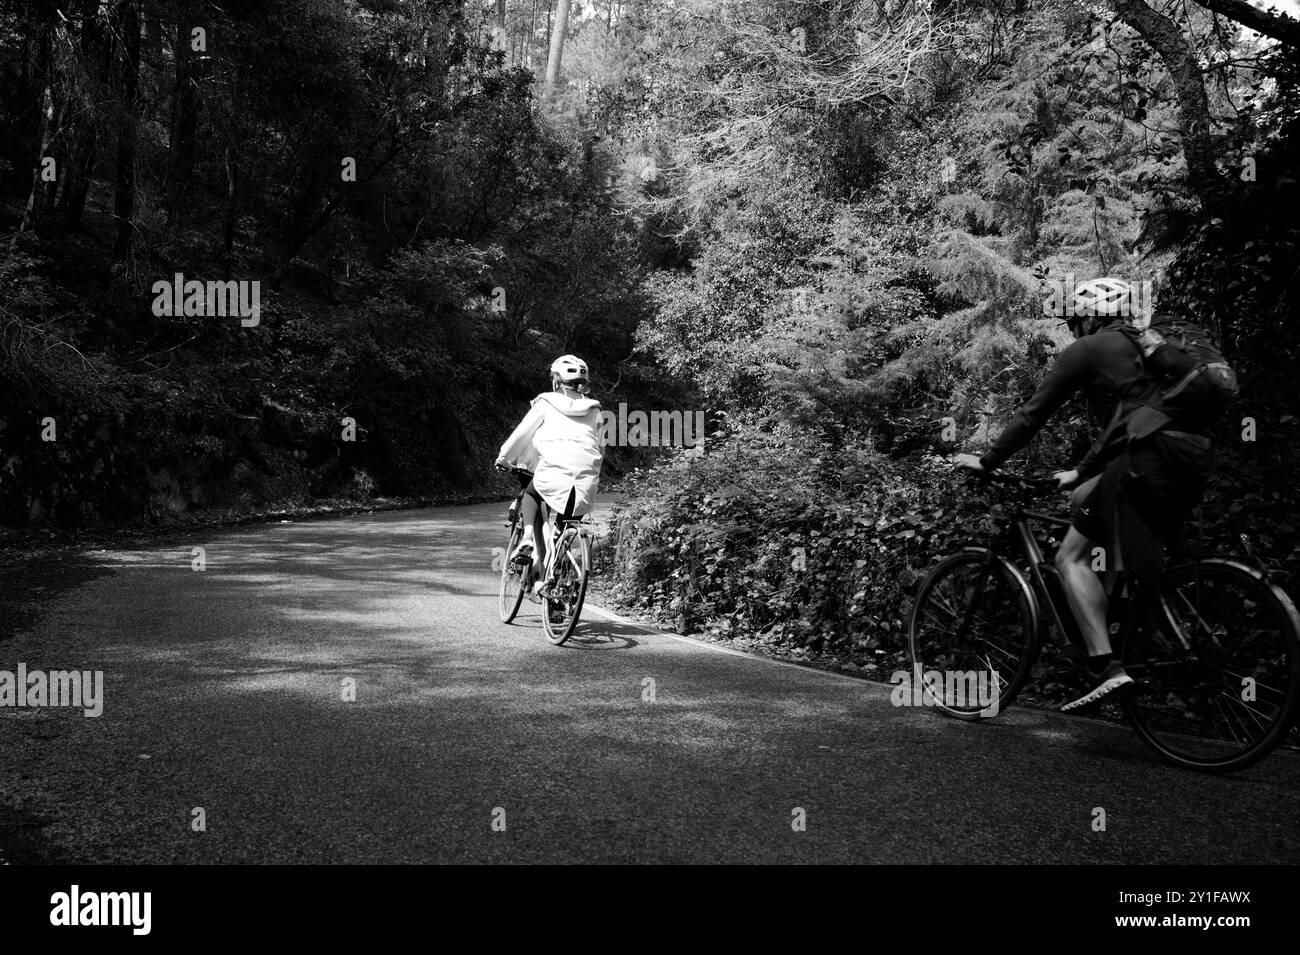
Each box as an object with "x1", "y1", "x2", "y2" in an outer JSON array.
[
  {"x1": 1052, "y1": 468, "x2": 1080, "y2": 490},
  {"x1": 950, "y1": 452, "x2": 986, "y2": 474},
  {"x1": 494, "y1": 457, "x2": 509, "y2": 473}
]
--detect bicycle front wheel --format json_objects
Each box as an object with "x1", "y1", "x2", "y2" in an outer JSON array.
[
  {"x1": 1121, "y1": 559, "x2": 1300, "y2": 772},
  {"x1": 907, "y1": 550, "x2": 1040, "y2": 720},
  {"x1": 542, "y1": 527, "x2": 589, "y2": 646},
  {"x1": 498, "y1": 520, "x2": 527, "y2": 624}
]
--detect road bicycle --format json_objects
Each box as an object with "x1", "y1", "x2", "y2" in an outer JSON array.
[
  {"x1": 496, "y1": 466, "x2": 591, "y2": 645},
  {"x1": 907, "y1": 469, "x2": 1300, "y2": 772}
]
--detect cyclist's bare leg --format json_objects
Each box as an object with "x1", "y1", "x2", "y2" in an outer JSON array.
[
  {"x1": 515, "y1": 493, "x2": 539, "y2": 555},
  {"x1": 540, "y1": 489, "x2": 575, "y2": 590},
  {"x1": 512, "y1": 491, "x2": 547, "y2": 579},
  {"x1": 534, "y1": 508, "x2": 547, "y2": 566},
  {"x1": 544, "y1": 511, "x2": 558, "y2": 575},
  {"x1": 1055, "y1": 526, "x2": 1111, "y2": 656},
  {"x1": 529, "y1": 507, "x2": 554, "y2": 593}
]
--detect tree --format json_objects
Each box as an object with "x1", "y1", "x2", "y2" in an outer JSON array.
[
  {"x1": 166, "y1": 1, "x2": 202, "y2": 218},
  {"x1": 543, "y1": 0, "x2": 570, "y2": 94},
  {"x1": 1107, "y1": 0, "x2": 1224, "y2": 216},
  {"x1": 111, "y1": 0, "x2": 141, "y2": 258},
  {"x1": 1191, "y1": 0, "x2": 1300, "y2": 47}
]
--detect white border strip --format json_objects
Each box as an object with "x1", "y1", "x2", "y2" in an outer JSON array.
[{"x1": 583, "y1": 603, "x2": 880, "y2": 686}]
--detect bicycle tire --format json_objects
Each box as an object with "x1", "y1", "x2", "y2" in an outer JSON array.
[
  {"x1": 907, "y1": 549, "x2": 1041, "y2": 720},
  {"x1": 542, "y1": 527, "x2": 589, "y2": 646},
  {"x1": 498, "y1": 518, "x2": 527, "y2": 624},
  {"x1": 1121, "y1": 559, "x2": 1300, "y2": 773}
]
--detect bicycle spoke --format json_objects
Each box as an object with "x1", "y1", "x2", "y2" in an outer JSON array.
[
  {"x1": 1209, "y1": 692, "x2": 1253, "y2": 746},
  {"x1": 1217, "y1": 665, "x2": 1289, "y2": 708},
  {"x1": 1171, "y1": 587, "x2": 1230, "y2": 651},
  {"x1": 1124, "y1": 562, "x2": 1299, "y2": 770},
  {"x1": 927, "y1": 582, "x2": 968, "y2": 620},
  {"x1": 910, "y1": 554, "x2": 1034, "y2": 719},
  {"x1": 1212, "y1": 688, "x2": 1270, "y2": 738},
  {"x1": 972, "y1": 637, "x2": 1019, "y2": 666}
]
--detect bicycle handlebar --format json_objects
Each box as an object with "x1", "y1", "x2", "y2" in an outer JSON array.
[
  {"x1": 495, "y1": 463, "x2": 533, "y2": 476},
  {"x1": 959, "y1": 466, "x2": 1060, "y2": 495}
]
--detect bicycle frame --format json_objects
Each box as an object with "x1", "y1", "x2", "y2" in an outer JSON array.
[
  {"x1": 506, "y1": 484, "x2": 588, "y2": 586},
  {"x1": 915, "y1": 472, "x2": 1300, "y2": 768},
  {"x1": 498, "y1": 464, "x2": 595, "y2": 645},
  {"x1": 1005, "y1": 503, "x2": 1219, "y2": 665},
  {"x1": 1009, "y1": 507, "x2": 1088, "y2": 649}
]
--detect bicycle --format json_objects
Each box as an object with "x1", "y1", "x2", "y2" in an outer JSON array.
[
  {"x1": 907, "y1": 469, "x2": 1300, "y2": 772},
  {"x1": 496, "y1": 466, "x2": 591, "y2": 646}
]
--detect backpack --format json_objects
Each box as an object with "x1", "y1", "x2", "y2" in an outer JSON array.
[{"x1": 1120, "y1": 313, "x2": 1239, "y2": 440}]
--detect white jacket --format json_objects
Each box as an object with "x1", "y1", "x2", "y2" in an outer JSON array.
[{"x1": 498, "y1": 392, "x2": 604, "y2": 516}]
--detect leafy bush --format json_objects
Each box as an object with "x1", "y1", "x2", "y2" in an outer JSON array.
[
  {"x1": 603, "y1": 415, "x2": 1300, "y2": 668},
  {"x1": 603, "y1": 420, "x2": 1011, "y2": 668}
]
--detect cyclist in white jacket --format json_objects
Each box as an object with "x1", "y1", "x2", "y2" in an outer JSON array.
[{"x1": 495, "y1": 355, "x2": 604, "y2": 590}]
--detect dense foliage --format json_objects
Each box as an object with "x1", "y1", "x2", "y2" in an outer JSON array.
[
  {"x1": 594, "y1": 0, "x2": 1300, "y2": 656},
  {"x1": 0, "y1": 0, "x2": 661, "y2": 526},
  {"x1": 4, "y1": 0, "x2": 1300, "y2": 670}
]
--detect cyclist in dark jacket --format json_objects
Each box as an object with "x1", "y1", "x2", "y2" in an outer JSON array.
[{"x1": 953, "y1": 278, "x2": 1213, "y2": 710}]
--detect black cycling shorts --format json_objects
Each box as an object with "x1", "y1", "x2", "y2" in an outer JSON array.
[
  {"x1": 524, "y1": 481, "x2": 577, "y2": 521},
  {"x1": 1070, "y1": 432, "x2": 1211, "y2": 547}
]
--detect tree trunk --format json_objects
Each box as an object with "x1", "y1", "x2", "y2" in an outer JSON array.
[
  {"x1": 495, "y1": 0, "x2": 507, "y2": 63},
  {"x1": 166, "y1": 7, "x2": 200, "y2": 218},
  {"x1": 15, "y1": 74, "x2": 55, "y2": 245},
  {"x1": 543, "y1": 0, "x2": 570, "y2": 94},
  {"x1": 1108, "y1": 0, "x2": 1224, "y2": 217},
  {"x1": 528, "y1": 0, "x2": 534, "y2": 67},
  {"x1": 112, "y1": 0, "x2": 142, "y2": 258},
  {"x1": 1191, "y1": 0, "x2": 1300, "y2": 47},
  {"x1": 15, "y1": 13, "x2": 60, "y2": 245},
  {"x1": 59, "y1": 2, "x2": 105, "y2": 233},
  {"x1": 58, "y1": 124, "x2": 96, "y2": 233}
]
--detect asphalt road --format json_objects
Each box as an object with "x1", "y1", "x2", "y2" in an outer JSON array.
[{"x1": 1, "y1": 499, "x2": 1297, "y2": 864}]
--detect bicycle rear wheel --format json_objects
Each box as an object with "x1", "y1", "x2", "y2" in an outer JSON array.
[
  {"x1": 907, "y1": 550, "x2": 1040, "y2": 720},
  {"x1": 1121, "y1": 559, "x2": 1300, "y2": 772},
  {"x1": 542, "y1": 527, "x2": 589, "y2": 646},
  {"x1": 498, "y1": 519, "x2": 527, "y2": 624}
]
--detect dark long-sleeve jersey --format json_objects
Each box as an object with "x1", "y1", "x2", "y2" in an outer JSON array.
[{"x1": 979, "y1": 325, "x2": 1157, "y2": 478}]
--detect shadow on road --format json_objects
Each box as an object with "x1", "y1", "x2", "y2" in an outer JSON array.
[{"x1": 3, "y1": 503, "x2": 1299, "y2": 863}]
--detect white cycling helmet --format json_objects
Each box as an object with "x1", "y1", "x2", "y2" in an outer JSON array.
[
  {"x1": 1071, "y1": 277, "x2": 1133, "y2": 318},
  {"x1": 550, "y1": 354, "x2": 589, "y2": 391}
]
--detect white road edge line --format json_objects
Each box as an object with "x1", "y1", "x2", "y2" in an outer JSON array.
[
  {"x1": 583, "y1": 602, "x2": 881, "y2": 687},
  {"x1": 578, "y1": 604, "x2": 1182, "y2": 737}
]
